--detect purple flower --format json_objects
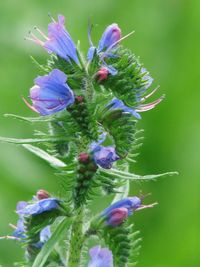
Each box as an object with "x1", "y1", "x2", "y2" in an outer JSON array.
[
  {"x1": 106, "y1": 207, "x2": 129, "y2": 226},
  {"x1": 25, "y1": 69, "x2": 75, "y2": 116},
  {"x1": 98, "y1": 24, "x2": 121, "y2": 52},
  {"x1": 87, "y1": 23, "x2": 121, "y2": 61},
  {"x1": 107, "y1": 96, "x2": 163, "y2": 120},
  {"x1": 17, "y1": 198, "x2": 60, "y2": 216},
  {"x1": 93, "y1": 146, "x2": 120, "y2": 169},
  {"x1": 108, "y1": 98, "x2": 142, "y2": 119},
  {"x1": 88, "y1": 246, "x2": 113, "y2": 267},
  {"x1": 102, "y1": 197, "x2": 142, "y2": 218},
  {"x1": 34, "y1": 226, "x2": 51, "y2": 249},
  {"x1": 12, "y1": 202, "x2": 51, "y2": 248},
  {"x1": 13, "y1": 201, "x2": 28, "y2": 239},
  {"x1": 28, "y1": 15, "x2": 79, "y2": 64}
]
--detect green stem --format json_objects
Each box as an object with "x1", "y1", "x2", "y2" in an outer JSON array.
[{"x1": 68, "y1": 209, "x2": 84, "y2": 267}]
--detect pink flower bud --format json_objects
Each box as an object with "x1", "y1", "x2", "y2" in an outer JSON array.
[
  {"x1": 75, "y1": 95, "x2": 84, "y2": 103},
  {"x1": 78, "y1": 153, "x2": 90, "y2": 164},
  {"x1": 36, "y1": 189, "x2": 50, "y2": 200},
  {"x1": 96, "y1": 68, "x2": 109, "y2": 83},
  {"x1": 107, "y1": 207, "x2": 129, "y2": 226}
]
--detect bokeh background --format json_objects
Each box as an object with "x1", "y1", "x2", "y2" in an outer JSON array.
[{"x1": 0, "y1": 0, "x2": 199, "y2": 266}]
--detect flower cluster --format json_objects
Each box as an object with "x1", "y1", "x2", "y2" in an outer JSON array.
[
  {"x1": 9, "y1": 190, "x2": 61, "y2": 250},
  {"x1": 1, "y1": 13, "x2": 166, "y2": 267}
]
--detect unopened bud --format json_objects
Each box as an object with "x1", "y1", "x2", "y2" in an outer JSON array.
[
  {"x1": 36, "y1": 189, "x2": 50, "y2": 200},
  {"x1": 107, "y1": 207, "x2": 128, "y2": 226},
  {"x1": 78, "y1": 153, "x2": 90, "y2": 164},
  {"x1": 75, "y1": 95, "x2": 84, "y2": 103},
  {"x1": 96, "y1": 68, "x2": 109, "y2": 83}
]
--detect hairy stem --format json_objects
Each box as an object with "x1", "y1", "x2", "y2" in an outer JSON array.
[{"x1": 68, "y1": 209, "x2": 84, "y2": 267}]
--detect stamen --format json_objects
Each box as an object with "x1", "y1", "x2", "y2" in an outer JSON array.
[
  {"x1": 136, "y1": 202, "x2": 158, "y2": 211},
  {"x1": 22, "y1": 96, "x2": 39, "y2": 113},
  {"x1": 102, "y1": 30, "x2": 135, "y2": 59},
  {"x1": 48, "y1": 12, "x2": 56, "y2": 22},
  {"x1": 136, "y1": 95, "x2": 165, "y2": 112},
  {"x1": 139, "y1": 192, "x2": 152, "y2": 200},
  {"x1": 25, "y1": 31, "x2": 44, "y2": 46},
  {"x1": 9, "y1": 223, "x2": 17, "y2": 230},
  {"x1": 0, "y1": 235, "x2": 20, "y2": 241},
  {"x1": 141, "y1": 86, "x2": 160, "y2": 102},
  {"x1": 34, "y1": 26, "x2": 49, "y2": 40}
]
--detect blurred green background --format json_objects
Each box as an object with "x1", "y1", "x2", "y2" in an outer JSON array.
[{"x1": 0, "y1": 0, "x2": 199, "y2": 266}]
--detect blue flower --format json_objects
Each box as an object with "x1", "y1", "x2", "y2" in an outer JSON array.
[
  {"x1": 12, "y1": 201, "x2": 52, "y2": 248},
  {"x1": 13, "y1": 201, "x2": 27, "y2": 239},
  {"x1": 108, "y1": 98, "x2": 142, "y2": 119},
  {"x1": 87, "y1": 23, "x2": 121, "y2": 61},
  {"x1": 98, "y1": 23, "x2": 121, "y2": 52},
  {"x1": 92, "y1": 146, "x2": 120, "y2": 169},
  {"x1": 24, "y1": 69, "x2": 75, "y2": 116},
  {"x1": 102, "y1": 197, "x2": 142, "y2": 217},
  {"x1": 107, "y1": 95, "x2": 164, "y2": 120},
  {"x1": 17, "y1": 198, "x2": 60, "y2": 216},
  {"x1": 88, "y1": 246, "x2": 113, "y2": 267},
  {"x1": 33, "y1": 226, "x2": 51, "y2": 249},
  {"x1": 28, "y1": 15, "x2": 79, "y2": 64}
]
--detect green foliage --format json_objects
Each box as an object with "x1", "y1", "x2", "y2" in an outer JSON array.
[
  {"x1": 103, "y1": 47, "x2": 149, "y2": 107},
  {"x1": 100, "y1": 108, "x2": 137, "y2": 157},
  {"x1": 32, "y1": 217, "x2": 72, "y2": 267},
  {"x1": 102, "y1": 223, "x2": 141, "y2": 267}
]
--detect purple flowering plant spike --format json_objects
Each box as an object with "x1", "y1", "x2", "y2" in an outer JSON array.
[{"x1": 0, "y1": 14, "x2": 177, "y2": 267}]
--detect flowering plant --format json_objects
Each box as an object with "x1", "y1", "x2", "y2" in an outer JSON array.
[{"x1": 0, "y1": 15, "x2": 177, "y2": 267}]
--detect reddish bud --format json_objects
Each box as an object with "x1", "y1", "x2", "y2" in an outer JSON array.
[
  {"x1": 107, "y1": 207, "x2": 128, "y2": 226},
  {"x1": 78, "y1": 153, "x2": 90, "y2": 164},
  {"x1": 96, "y1": 68, "x2": 109, "y2": 83},
  {"x1": 36, "y1": 189, "x2": 50, "y2": 200},
  {"x1": 75, "y1": 95, "x2": 84, "y2": 103}
]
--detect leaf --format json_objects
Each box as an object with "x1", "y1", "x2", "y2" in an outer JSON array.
[
  {"x1": 23, "y1": 144, "x2": 66, "y2": 168},
  {"x1": 100, "y1": 169, "x2": 178, "y2": 181},
  {"x1": 0, "y1": 136, "x2": 69, "y2": 145},
  {"x1": 4, "y1": 113, "x2": 54, "y2": 123},
  {"x1": 32, "y1": 217, "x2": 72, "y2": 267}
]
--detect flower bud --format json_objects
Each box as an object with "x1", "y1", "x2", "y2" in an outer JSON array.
[
  {"x1": 107, "y1": 207, "x2": 128, "y2": 226},
  {"x1": 36, "y1": 189, "x2": 50, "y2": 200},
  {"x1": 98, "y1": 23, "x2": 121, "y2": 51},
  {"x1": 75, "y1": 95, "x2": 84, "y2": 103},
  {"x1": 96, "y1": 67, "x2": 109, "y2": 83},
  {"x1": 78, "y1": 153, "x2": 90, "y2": 164}
]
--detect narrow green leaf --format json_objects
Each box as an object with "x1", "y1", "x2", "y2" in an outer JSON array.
[
  {"x1": 4, "y1": 113, "x2": 53, "y2": 123},
  {"x1": 0, "y1": 136, "x2": 69, "y2": 145},
  {"x1": 100, "y1": 169, "x2": 178, "y2": 181},
  {"x1": 23, "y1": 144, "x2": 66, "y2": 168},
  {"x1": 32, "y1": 217, "x2": 72, "y2": 267}
]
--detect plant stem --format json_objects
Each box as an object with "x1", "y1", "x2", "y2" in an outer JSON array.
[{"x1": 68, "y1": 209, "x2": 83, "y2": 267}]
